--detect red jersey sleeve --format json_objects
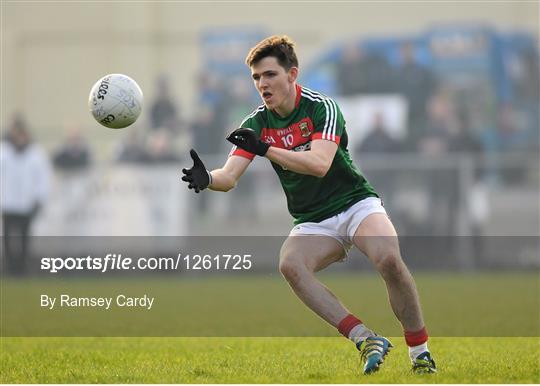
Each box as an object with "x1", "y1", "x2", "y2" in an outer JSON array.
[{"x1": 229, "y1": 145, "x2": 256, "y2": 160}]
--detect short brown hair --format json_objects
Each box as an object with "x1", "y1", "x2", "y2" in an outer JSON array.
[{"x1": 245, "y1": 35, "x2": 299, "y2": 70}]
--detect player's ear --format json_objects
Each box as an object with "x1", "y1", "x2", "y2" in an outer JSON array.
[{"x1": 288, "y1": 67, "x2": 299, "y2": 83}]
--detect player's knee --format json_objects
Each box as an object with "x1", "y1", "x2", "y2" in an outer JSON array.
[
  {"x1": 373, "y1": 250, "x2": 403, "y2": 279},
  {"x1": 278, "y1": 253, "x2": 306, "y2": 285}
]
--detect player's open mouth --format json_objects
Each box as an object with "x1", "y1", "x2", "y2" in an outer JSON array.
[{"x1": 262, "y1": 92, "x2": 272, "y2": 101}]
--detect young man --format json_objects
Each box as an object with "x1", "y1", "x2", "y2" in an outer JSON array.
[{"x1": 181, "y1": 35, "x2": 436, "y2": 375}]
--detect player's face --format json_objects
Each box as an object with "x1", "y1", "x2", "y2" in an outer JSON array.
[{"x1": 250, "y1": 56, "x2": 298, "y2": 116}]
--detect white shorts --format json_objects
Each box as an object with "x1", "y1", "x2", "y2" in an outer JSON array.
[{"x1": 289, "y1": 197, "x2": 387, "y2": 253}]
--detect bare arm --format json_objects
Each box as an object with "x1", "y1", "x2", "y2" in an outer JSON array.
[
  {"x1": 209, "y1": 155, "x2": 252, "y2": 192},
  {"x1": 265, "y1": 140, "x2": 338, "y2": 177}
]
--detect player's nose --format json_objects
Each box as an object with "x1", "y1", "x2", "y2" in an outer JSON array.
[{"x1": 259, "y1": 76, "x2": 269, "y2": 89}]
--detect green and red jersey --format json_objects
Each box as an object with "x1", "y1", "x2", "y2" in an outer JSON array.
[{"x1": 231, "y1": 85, "x2": 378, "y2": 225}]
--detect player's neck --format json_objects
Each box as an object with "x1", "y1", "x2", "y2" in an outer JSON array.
[{"x1": 273, "y1": 84, "x2": 297, "y2": 118}]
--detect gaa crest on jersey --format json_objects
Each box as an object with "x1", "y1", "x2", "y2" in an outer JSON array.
[{"x1": 299, "y1": 121, "x2": 311, "y2": 137}]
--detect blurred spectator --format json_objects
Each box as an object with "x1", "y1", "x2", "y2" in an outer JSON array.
[
  {"x1": 115, "y1": 129, "x2": 147, "y2": 163},
  {"x1": 484, "y1": 103, "x2": 534, "y2": 153},
  {"x1": 1, "y1": 115, "x2": 52, "y2": 275},
  {"x1": 356, "y1": 112, "x2": 402, "y2": 212},
  {"x1": 53, "y1": 127, "x2": 92, "y2": 170},
  {"x1": 394, "y1": 42, "x2": 436, "y2": 149},
  {"x1": 195, "y1": 71, "x2": 230, "y2": 154},
  {"x1": 141, "y1": 130, "x2": 180, "y2": 164},
  {"x1": 357, "y1": 112, "x2": 403, "y2": 154},
  {"x1": 225, "y1": 76, "x2": 257, "y2": 128},
  {"x1": 418, "y1": 90, "x2": 479, "y2": 235},
  {"x1": 116, "y1": 128, "x2": 181, "y2": 164},
  {"x1": 509, "y1": 48, "x2": 540, "y2": 103},
  {"x1": 481, "y1": 103, "x2": 534, "y2": 184},
  {"x1": 191, "y1": 104, "x2": 219, "y2": 156},
  {"x1": 198, "y1": 72, "x2": 223, "y2": 108},
  {"x1": 418, "y1": 88, "x2": 456, "y2": 155},
  {"x1": 336, "y1": 43, "x2": 394, "y2": 95},
  {"x1": 150, "y1": 74, "x2": 182, "y2": 134}
]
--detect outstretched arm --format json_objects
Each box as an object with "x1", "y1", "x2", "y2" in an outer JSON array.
[{"x1": 208, "y1": 155, "x2": 251, "y2": 192}]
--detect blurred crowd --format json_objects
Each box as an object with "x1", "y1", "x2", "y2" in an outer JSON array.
[
  {"x1": 335, "y1": 40, "x2": 538, "y2": 235},
  {"x1": 2, "y1": 34, "x2": 538, "y2": 274},
  {"x1": 339, "y1": 41, "x2": 538, "y2": 159},
  {"x1": 4, "y1": 39, "x2": 537, "y2": 176}
]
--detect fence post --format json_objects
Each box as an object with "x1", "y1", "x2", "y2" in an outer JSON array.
[{"x1": 456, "y1": 154, "x2": 476, "y2": 270}]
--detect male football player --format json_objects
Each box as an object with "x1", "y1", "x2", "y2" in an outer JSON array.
[{"x1": 182, "y1": 35, "x2": 436, "y2": 375}]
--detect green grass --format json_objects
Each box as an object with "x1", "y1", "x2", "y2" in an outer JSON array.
[
  {"x1": 1, "y1": 272, "x2": 539, "y2": 382},
  {"x1": 2, "y1": 272, "x2": 539, "y2": 336},
  {"x1": 1, "y1": 337, "x2": 539, "y2": 383}
]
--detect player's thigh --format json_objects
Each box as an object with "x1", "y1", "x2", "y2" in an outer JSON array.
[
  {"x1": 352, "y1": 213, "x2": 401, "y2": 265},
  {"x1": 280, "y1": 235, "x2": 345, "y2": 273}
]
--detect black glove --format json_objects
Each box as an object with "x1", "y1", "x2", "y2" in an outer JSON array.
[
  {"x1": 226, "y1": 128, "x2": 270, "y2": 156},
  {"x1": 181, "y1": 149, "x2": 212, "y2": 193}
]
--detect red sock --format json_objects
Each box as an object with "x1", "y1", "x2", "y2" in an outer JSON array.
[
  {"x1": 404, "y1": 326, "x2": 428, "y2": 347},
  {"x1": 337, "y1": 314, "x2": 362, "y2": 337}
]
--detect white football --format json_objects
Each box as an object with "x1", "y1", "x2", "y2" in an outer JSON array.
[{"x1": 88, "y1": 74, "x2": 143, "y2": 129}]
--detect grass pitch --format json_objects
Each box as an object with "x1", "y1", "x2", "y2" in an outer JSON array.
[
  {"x1": 1, "y1": 272, "x2": 539, "y2": 383},
  {"x1": 1, "y1": 337, "x2": 539, "y2": 383},
  {"x1": 2, "y1": 272, "x2": 538, "y2": 337}
]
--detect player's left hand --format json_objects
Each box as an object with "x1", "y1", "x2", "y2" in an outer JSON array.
[
  {"x1": 181, "y1": 149, "x2": 212, "y2": 193},
  {"x1": 226, "y1": 128, "x2": 270, "y2": 156}
]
